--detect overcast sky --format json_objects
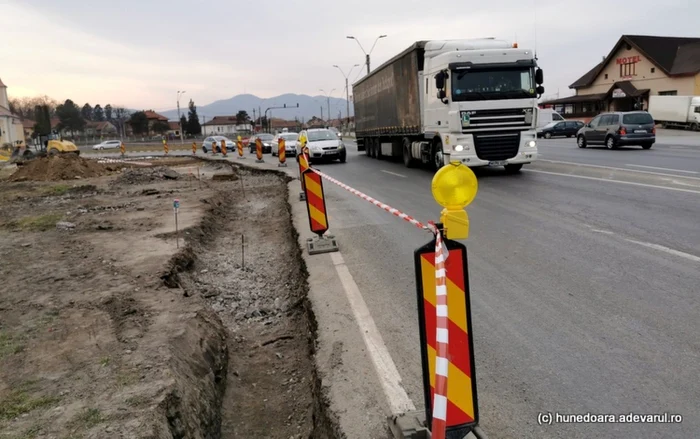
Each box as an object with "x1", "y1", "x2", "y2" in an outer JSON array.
[{"x1": 3, "y1": 0, "x2": 698, "y2": 111}]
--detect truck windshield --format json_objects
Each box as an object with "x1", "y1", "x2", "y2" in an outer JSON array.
[{"x1": 451, "y1": 67, "x2": 535, "y2": 101}]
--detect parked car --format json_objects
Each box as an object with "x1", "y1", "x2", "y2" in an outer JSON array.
[
  {"x1": 272, "y1": 132, "x2": 299, "y2": 157},
  {"x1": 538, "y1": 120, "x2": 585, "y2": 138},
  {"x1": 92, "y1": 140, "x2": 122, "y2": 150},
  {"x1": 202, "y1": 136, "x2": 234, "y2": 153},
  {"x1": 248, "y1": 134, "x2": 274, "y2": 154},
  {"x1": 297, "y1": 128, "x2": 346, "y2": 163},
  {"x1": 576, "y1": 111, "x2": 656, "y2": 150}
]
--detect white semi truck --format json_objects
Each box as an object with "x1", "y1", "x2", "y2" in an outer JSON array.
[
  {"x1": 648, "y1": 95, "x2": 700, "y2": 131},
  {"x1": 352, "y1": 39, "x2": 545, "y2": 173}
]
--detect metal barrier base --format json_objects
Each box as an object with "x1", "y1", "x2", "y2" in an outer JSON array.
[
  {"x1": 388, "y1": 412, "x2": 488, "y2": 439},
  {"x1": 307, "y1": 235, "x2": 339, "y2": 255},
  {"x1": 237, "y1": 156, "x2": 245, "y2": 159},
  {"x1": 255, "y1": 159, "x2": 265, "y2": 163},
  {"x1": 278, "y1": 163, "x2": 288, "y2": 167}
]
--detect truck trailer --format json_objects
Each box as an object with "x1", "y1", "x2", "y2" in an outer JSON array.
[
  {"x1": 352, "y1": 39, "x2": 545, "y2": 172},
  {"x1": 648, "y1": 95, "x2": 700, "y2": 131}
]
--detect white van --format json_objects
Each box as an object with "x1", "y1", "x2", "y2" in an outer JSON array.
[{"x1": 536, "y1": 108, "x2": 565, "y2": 131}]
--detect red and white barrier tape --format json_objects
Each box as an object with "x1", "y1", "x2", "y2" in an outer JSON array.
[
  {"x1": 307, "y1": 167, "x2": 434, "y2": 233},
  {"x1": 431, "y1": 222, "x2": 449, "y2": 439}
]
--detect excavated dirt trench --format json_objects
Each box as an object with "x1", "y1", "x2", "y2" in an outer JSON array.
[{"x1": 164, "y1": 162, "x2": 343, "y2": 439}]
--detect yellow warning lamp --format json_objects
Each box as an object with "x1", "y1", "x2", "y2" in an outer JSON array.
[
  {"x1": 513, "y1": 42, "x2": 518, "y2": 48},
  {"x1": 431, "y1": 162, "x2": 478, "y2": 240}
]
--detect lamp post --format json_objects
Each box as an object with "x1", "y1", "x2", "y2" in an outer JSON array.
[
  {"x1": 333, "y1": 64, "x2": 360, "y2": 133},
  {"x1": 346, "y1": 35, "x2": 386, "y2": 75},
  {"x1": 177, "y1": 90, "x2": 186, "y2": 144},
  {"x1": 319, "y1": 89, "x2": 335, "y2": 124}
]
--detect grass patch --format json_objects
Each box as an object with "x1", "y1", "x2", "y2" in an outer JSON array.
[
  {"x1": 67, "y1": 408, "x2": 103, "y2": 432},
  {"x1": 0, "y1": 384, "x2": 60, "y2": 420},
  {"x1": 44, "y1": 184, "x2": 70, "y2": 196},
  {"x1": 6, "y1": 213, "x2": 63, "y2": 232},
  {"x1": 0, "y1": 331, "x2": 25, "y2": 358},
  {"x1": 99, "y1": 356, "x2": 110, "y2": 367}
]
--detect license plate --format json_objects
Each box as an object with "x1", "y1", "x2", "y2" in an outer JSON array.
[
  {"x1": 488, "y1": 161, "x2": 507, "y2": 166},
  {"x1": 634, "y1": 130, "x2": 647, "y2": 133}
]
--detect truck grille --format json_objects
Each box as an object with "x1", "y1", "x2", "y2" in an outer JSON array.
[
  {"x1": 473, "y1": 131, "x2": 520, "y2": 161},
  {"x1": 462, "y1": 108, "x2": 533, "y2": 132}
]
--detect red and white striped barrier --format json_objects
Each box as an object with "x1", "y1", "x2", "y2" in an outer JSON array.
[
  {"x1": 431, "y1": 224, "x2": 449, "y2": 439},
  {"x1": 307, "y1": 167, "x2": 434, "y2": 233},
  {"x1": 95, "y1": 157, "x2": 154, "y2": 167}
]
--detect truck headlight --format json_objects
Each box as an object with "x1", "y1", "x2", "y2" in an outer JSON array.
[{"x1": 528, "y1": 140, "x2": 537, "y2": 147}]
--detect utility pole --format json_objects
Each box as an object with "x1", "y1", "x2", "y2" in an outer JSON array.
[
  {"x1": 201, "y1": 115, "x2": 206, "y2": 136},
  {"x1": 346, "y1": 35, "x2": 386, "y2": 75},
  {"x1": 319, "y1": 89, "x2": 335, "y2": 124},
  {"x1": 177, "y1": 90, "x2": 186, "y2": 144},
  {"x1": 333, "y1": 64, "x2": 360, "y2": 133}
]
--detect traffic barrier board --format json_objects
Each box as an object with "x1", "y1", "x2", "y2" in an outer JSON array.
[
  {"x1": 414, "y1": 235, "x2": 478, "y2": 438},
  {"x1": 302, "y1": 168, "x2": 329, "y2": 236}
]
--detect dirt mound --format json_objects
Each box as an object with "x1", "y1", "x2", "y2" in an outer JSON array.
[
  {"x1": 111, "y1": 167, "x2": 181, "y2": 186},
  {"x1": 9, "y1": 155, "x2": 108, "y2": 182}
]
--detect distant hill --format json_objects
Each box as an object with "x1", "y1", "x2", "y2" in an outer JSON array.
[{"x1": 159, "y1": 93, "x2": 354, "y2": 122}]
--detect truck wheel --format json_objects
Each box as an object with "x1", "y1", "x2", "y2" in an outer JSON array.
[
  {"x1": 504, "y1": 164, "x2": 523, "y2": 174},
  {"x1": 402, "y1": 138, "x2": 417, "y2": 168},
  {"x1": 691, "y1": 123, "x2": 699, "y2": 132},
  {"x1": 376, "y1": 139, "x2": 383, "y2": 160},
  {"x1": 431, "y1": 140, "x2": 444, "y2": 171},
  {"x1": 370, "y1": 138, "x2": 377, "y2": 158},
  {"x1": 364, "y1": 139, "x2": 371, "y2": 156}
]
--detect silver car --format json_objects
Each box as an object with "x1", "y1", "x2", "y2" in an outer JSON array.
[
  {"x1": 298, "y1": 128, "x2": 346, "y2": 163},
  {"x1": 202, "y1": 136, "x2": 234, "y2": 153},
  {"x1": 92, "y1": 140, "x2": 122, "y2": 150},
  {"x1": 272, "y1": 132, "x2": 299, "y2": 157}
]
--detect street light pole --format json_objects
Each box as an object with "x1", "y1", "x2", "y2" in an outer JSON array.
[
  {"x1": 319, "y1": 89, "x2": 335, "y2": 124},
  {"x1": 333, "y1": 64, "x2": 360, "y2": 133},
  {"x1": 177, "y1": 90, "x2": 186, "y2": 144},
  {"x1": 346, "y1": 35, "x2": 386, "y2": 75}
]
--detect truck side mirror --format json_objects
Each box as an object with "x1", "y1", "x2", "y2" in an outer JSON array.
[
  {"x1": 535, "y1": 68, "x2": 544, "y2": 85},
  {"x1": 536, "y1": 85, "x2": 545, "y2": 95},
  {"x1": 437, "y1": 89, "x2": 447, "y2": 101},
  {"x1": 434, "y1": 72, "x2": 445, "y2": 90}
]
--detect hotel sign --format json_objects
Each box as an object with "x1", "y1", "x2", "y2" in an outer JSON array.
[{"x1": 616, "y1": 55, "x2": 641, "y2": 65}]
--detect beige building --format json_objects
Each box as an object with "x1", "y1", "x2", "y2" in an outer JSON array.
[
  {"x1": 0, "y1": 78, "x2": 25, "y2": 146},
  {"x1": 542, "y1": 35, "x2": 700, "y2": 121}
]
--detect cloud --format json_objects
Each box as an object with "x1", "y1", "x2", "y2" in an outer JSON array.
[{"x1": 4, "y1": 0, "x2": 699, "y2": 111}]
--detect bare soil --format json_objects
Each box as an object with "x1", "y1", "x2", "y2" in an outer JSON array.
[
  {"x1": 0, "y1": 157, "x2": 341, "y2": 439},
  {"x1": 9, "y1": 155, "x2": 112, "y2": 182}
]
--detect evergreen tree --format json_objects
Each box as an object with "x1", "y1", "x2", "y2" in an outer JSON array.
[
  {"x1": 93, "y1": 104, "x2": 105, "y2": 121},
  {"x1": 104, "y1": 104, "x2": 113, "y2": 121},
  {"x1": 81, "y1": 103, "x2": 93, "y2": 121},
  {"x1": 186, "y1": 99, "x2": 201, "y2": 135}
]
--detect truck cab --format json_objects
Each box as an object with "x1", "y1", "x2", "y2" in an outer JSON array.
[{"x1": 422, "y1": 39, "x2": 543, "y2": 170}]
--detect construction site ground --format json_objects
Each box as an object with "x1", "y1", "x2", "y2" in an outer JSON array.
[{"x1": 0, "y1": 155, "x2": 339, "y2": 439}]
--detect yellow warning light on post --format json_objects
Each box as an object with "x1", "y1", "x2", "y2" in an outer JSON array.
[{"x1": 431, "y1": 162, "x2": 478, "y2": 240}]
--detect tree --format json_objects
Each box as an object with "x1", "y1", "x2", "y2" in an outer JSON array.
[
  {"x1": 179, "y1": 115, "x2": 188, "y2": 135},
  {"x1": 8, "y1": 95, "x2": 59, "y2": 119},
  {"x1": 235, "y1": 110, "x2": 250, "y2": 124},
  {"x1": 104, "y1": 104, "x2": 113, "y2": 121},
  {"x1": 186, "y1": 99, "x2": 201, "y2": 135},
  {"x1": 129, "y1": 111, "x2": 149, "y2": 135},
  {"x1": 152, "y1": 120, "x2": 170, "y2": 134},
  {"x1": 112, "y1": 107, "x2": 130, "y2": 137},
  {"x1": 32, "y1": 105, "x2": 52, "y2": 139},
  {"x1": 93, "y1": 104, "x2": 105, "y2": 121},
  {"x1": 56, "y1": 99, "x2": 86, "y2": 136},
  {"x1": 81, "y1": 103, "x2": 93, "y2": 121}
]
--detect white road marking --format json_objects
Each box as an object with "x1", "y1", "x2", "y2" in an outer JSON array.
[
  {"x1": 588, "y1": 227, "x2": 700, "y2": 263},
  {"x1": 525, "y1": 169, "x2": 700, "y2": 195},
  {"x1": 538, "y1": 159, "x2": 700, "y2": 181},
  {"x1": 381, "y1": 170, "x2": 407, "y2": 178},
  {"x1": 624, "y1": 238, "x2": 700, "y2": 263},
  {"x1": 329, "y1": 252, "x2": 416, "y2": 414},
  {"x1": 625, "y1": 164, "x2": 698, "y2": 174}
]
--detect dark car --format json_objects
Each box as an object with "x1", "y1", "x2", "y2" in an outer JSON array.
[
  {"x1": 248, "y1": 134, "x2": 274, "y2": 154},
  {"x1": 576, "y1": 111, "x2": 656, "y2": 150},
  {"x1": 538, "y1": 120, "x2": 585, "y2": 138}
]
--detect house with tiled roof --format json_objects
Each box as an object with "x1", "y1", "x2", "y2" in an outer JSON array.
[
  {"x1": 202, "y1": 116, "x2": 253, "y2": 136},
  {"x1": 0, "y1": 78, "x2": 26, "y2": 146},
  {"x1": 541, "y1": 35, "x2": 700, "y2": 121}
]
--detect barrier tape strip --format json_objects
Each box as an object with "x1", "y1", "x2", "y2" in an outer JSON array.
[
  {"x1": 306, "y1": 167, "x2": 435, "y2": 233},
  {"x1": 431, "y1": 224, "x2": 449, "y2": 439}
]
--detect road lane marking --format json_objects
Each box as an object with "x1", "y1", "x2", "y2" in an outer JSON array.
[
  {"x1": 625, "y1": 164, "x2": 698, "y2": 174},
  {"x1": 624, "y1": 238, "x2": 700, "y2": 263},
  {"x1": 538, "y1": 159, "x2": 700, "y2": 181},
  {"x1": 381, "y1": 170, "x2": 407, "y2": 178},
  {"x1": 525, "y1": 169, "x2": 700, "y2": 195},
  {"x1": 329, "y1": 251, "x2": 416, "y2": 414}
]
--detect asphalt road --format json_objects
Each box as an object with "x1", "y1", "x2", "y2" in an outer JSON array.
[{"x1": 309, "y1": 141, "x2": 700, "y2": 438}]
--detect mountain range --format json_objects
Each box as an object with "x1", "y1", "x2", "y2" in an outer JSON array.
[{"x1": 159, "y1": 93, "x2": 354, "y2": 122}]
